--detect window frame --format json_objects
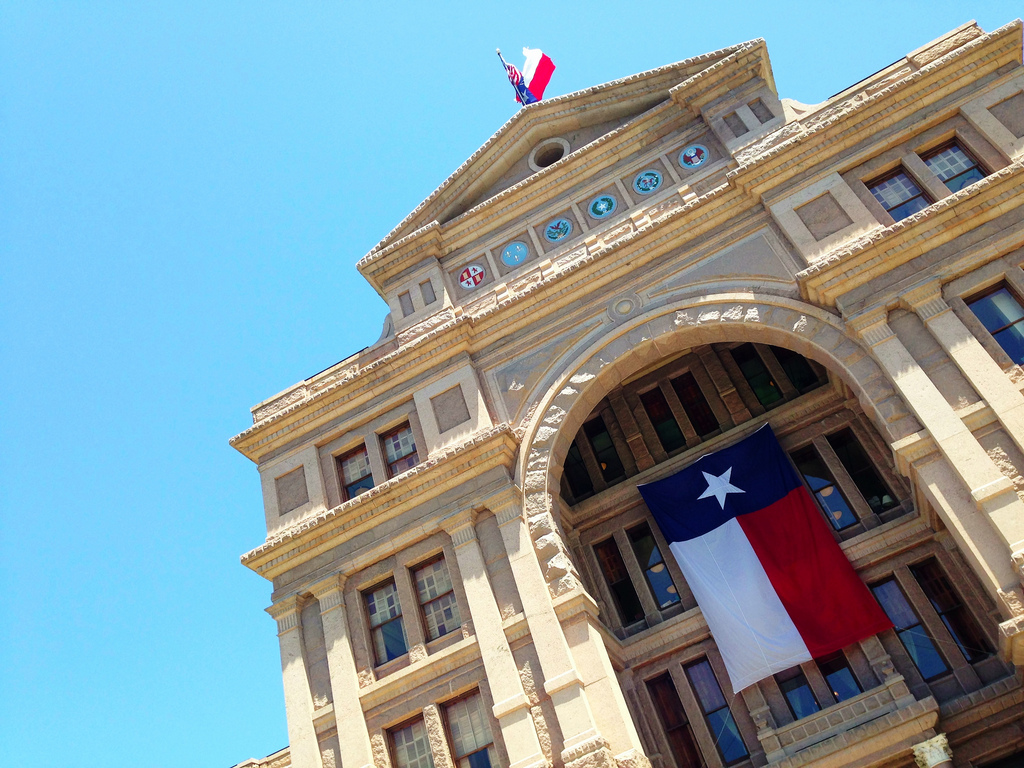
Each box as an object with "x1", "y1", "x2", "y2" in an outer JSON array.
[
  {"x1": 865, "y1": 166, "x2": 932, "y2": 222},
  {"x1": 920, "y1": 139, "x2": 987, "y2": 193},
  {"x1": 442, "y1": 690, "x2": 499, "y2": 768},
  {"x1": 381, "y1": 422, "x2": 420, "y2": 479},
  {"x1": 966, "y1": 283, "x2": 1024, "y2": 365},
  {"x1": 364, "y1": 577, "x2": 409, "y2": 667},
  {"x1": 336, "y1": 443, "x2": 375, "y2": 501},
  {"x1": 388, "y1": 715, "x2": 436, "y2": 768},
  {"x1": 683, "y1": 657, "x2": 750, "y2": 766},
  {"x1": 411, "y1": 555, "x2": 462, "y2": 643}
]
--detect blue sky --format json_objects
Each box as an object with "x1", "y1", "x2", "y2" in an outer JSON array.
[{"x1": 1, "y1": 3, "x2": 1019, "y2": 766}]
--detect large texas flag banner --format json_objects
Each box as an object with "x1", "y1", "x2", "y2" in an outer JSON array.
[{"x1": 638, "y1": 425, "x2": 891, "y2": 691}]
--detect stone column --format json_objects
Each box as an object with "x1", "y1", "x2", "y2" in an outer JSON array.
[
  {"x1": 492, "y1": 494, "x2": 617, "y2": 768},
  {"x1": 850, "y1": 310, "x2": 1024, "y2": 599},
  {"x1": 442, "y1": 511, "x2": 548, "y2": 768},
  {"x1": 311, "y1": 576, "x2": 374, "y2": 768},
  {"x1": 267, "y1": 598, "x2": 324, "y2": 768},
  {"x1": 912, "y1": 733, "x2": 953, "y2": 768}
]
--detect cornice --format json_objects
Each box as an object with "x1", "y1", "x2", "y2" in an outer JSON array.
[
  {"x1": 240, "y1": 425, "x2": 518, "y2": 579},
  {"x1": 798, "y1": 159, "x2": 1024, "y2": 307}
]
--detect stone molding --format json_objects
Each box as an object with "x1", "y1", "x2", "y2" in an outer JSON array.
[
  {"x1": 266, "y1": 597, "x2": 301, "y2": 635},
  {"x1": 441, "y1": 508, "x2": 478, "y2": 547},
  {"x1": 900, "y1": 280, "x2": 949, "y2": 321},
  {"x1": 913, "y1": 733, "x2": 952, "y2": 768},
  {"x1": 847, "y1": 310, "x2": 896, "y2": 348}
]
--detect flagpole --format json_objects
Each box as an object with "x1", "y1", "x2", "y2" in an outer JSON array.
[{"x1": 496, "y1": 48, "x2": 523, "y2": 107}]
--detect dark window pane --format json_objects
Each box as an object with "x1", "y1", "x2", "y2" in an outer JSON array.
[
  {"x1": 706, "y1": 709, "x2": 747, "y2": 764},
  {"x1": 871, "y1": 579, "x2": 949, "y2": 680},
  {"x1": 970, "y1": 288, "x2": 1024, "y2": 365},
  {"x1": 776, "y1": 668, "x2": 821, "y2": 720},
  {"x1": 826, "y1": 429, "x2": 897, "y2": 514},
  {"x1": 790, "y1": 446, "x2": 858, "y2": 530},
  {"x1": 670, "y1": 372, "x2": 719, "y2": 436},
  {"x1": 871, "y1": 580, "x2": 918, "y2": 629},
  {"x1": 731, "y1": 343, "x2": 782, "y2": 407},
  {"x1": 923, "y1": 144, "x2": 985, "y2": 192},
  {"x1": 646, "y1": 674, "x2": 706, "y2": 768},
  {"x1": 383, "y1": 424, "x2": 419, "y2": 477},
  {"x1": 911, "y1": 560, "x2": 992, "y2": 663},
  {"x1": 380, "y1": 619, "x2": 408, "y2": 662},
  {"x1": 771, "y1": 346, "x2": 822, "y2": 392},
  {"x1": 563, "y1": 440, "x2": 594, "y2": 501},
  {"x1": 993, "y1": 325, "x2": 1024, "y2": 364},
  {"x1": 594, "y1": 539, "x2": 644, "y2": 624},
  {"x1": 685, "y1": 660, "x2": 748, "y2": 765},
  {"x1": 868, "y1": 171, "x2": 930, "y2": 221},
  {"x1": 628, "y1": 524, "x2": 680, "y2": 610},
  {"x1": 686, "y1": 661, "x2": 727, "y2": 713},
  {"x1": 640, "y1": 388, "x2": 687, "y2": 453},
  {"x1": 584, "y1": 417, "x2": 626, "y2": 483},
  {"x1": 816, "y1": 652, "x2": 862, "y2": 703}
]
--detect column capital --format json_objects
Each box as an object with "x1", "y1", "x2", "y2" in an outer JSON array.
[
  {"x1": 266, "y1": 596, "x2": 301, "y2": 634},
  {"x1": 847, "y1": 308, "x2": 895, "y2": 348},
  {"x1": 442, "y1": 508, "x2": 478, "y2": 547},
  {"x1": 310, "y1": 574, "x2": 348, "y2": 613},
  {"x1": 912, "y1": 733, "x2": 952, "y2": 768},
  {"x1": 901, "y1": 280, "x2": 950, "y2": 321}
]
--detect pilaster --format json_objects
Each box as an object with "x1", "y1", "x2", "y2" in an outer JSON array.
[{"x1": 267, "y1": 597, "x2": 323, "y2": 768}]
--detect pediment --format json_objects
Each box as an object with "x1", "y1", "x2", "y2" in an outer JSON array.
[{"x1": 370, "y1": 41, "x2": 758, "y2": 254}]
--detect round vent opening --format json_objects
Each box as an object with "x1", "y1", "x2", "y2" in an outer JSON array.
[{"x1": 528, "y1": 138, "x2": 571, "y2": 172}]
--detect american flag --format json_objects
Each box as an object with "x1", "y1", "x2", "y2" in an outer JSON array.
[{"x1": 498, "y1": 50, "x2": 538, "y2": 105}]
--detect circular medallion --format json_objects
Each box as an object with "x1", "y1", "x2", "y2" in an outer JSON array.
[
  {"x1": 633, "y1": 170, "x2": 662, "y2": 195},
  {"x1": 588, "y1": 195, "x2": 617, "y2": 219},
  {"x1": 501, "y1": 241, "x2": 530, "y2": 267},
  {"x1": 458, "y1": 264, "x2": 486, "y2": 290},
  {"x1": 679, "y1": 144, "x2": 709, "y2": 169},
  {"x1": 544, "y1": 218, "x2": 573, "y2": 243}
]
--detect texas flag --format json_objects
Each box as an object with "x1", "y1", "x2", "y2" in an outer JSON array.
[
  {"x1": 638, "y1": 425, "x2": 891, "y2": 691},
  {"x1": 500, "y1": 48, "x2": 555, "y2": 105}
]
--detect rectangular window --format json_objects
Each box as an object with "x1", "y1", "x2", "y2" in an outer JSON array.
[
  {"x1": 967, "y1": 286, "x2": 1024, "y2": 364},
  {"x1": 910, "y1": 559, "x2": 992, "y2": 663},
  {"x1": 365, "y1": 580, "x2": 408, "y2": 665},
  {"x1": 871, "y1": 578, "x2": 949, "y2": 680},
  {"x1": 748, "y1": 98, "x2": 774, "y2": 123},
  {"x1": 390, "y1": 718, "x2": 435, "y2": 768},
  {"x1": 826, "y1": 429, "x2": 897, "y2": 515},
  {"x1": 338, "y1": 445, "x2": 374, "y2": 500},
  {"x1": 775, "y1": 667, "x2": 821, "y2": 720},
  {"x1": 445, "y1": 692, "x2": 497, "y2": 768},
  {"x1": 670, "y1": 371, "x2": 719, "y2": 436},
  {"x1": 867, "y1": 169, "x2": 931, "y2": 221},
  {"x1": 731, "y1": 343, "x2": 782, "y2": 408},
  {"x1": 816, "y1": 651, "x2": 862, "y2": 703},
  {"x1": 583, "y1": 416, "x2": 626, "y2": 483},
  {"x1": 771, "y1": 346, "x2": 823, "y2": 393},
  {"x1": 724, "y1": 111, "x2": 748, "y2": 137},
  {"x1": 399, "y1": 291, "x2": 416, "y2": 317},
  {"x1": 628, "y1": 524, "x2": 680, "y2": 610},
  {"x1": 594, "y1": 538, "x2": 645, "y2": 625},
  {"x1": 563, "y1": 439, "x2": 595, "y2": 501},
  {"x1": 414, "y1": 557, "x2": 461, "y2": 641},
  {"x1": 420, "y1": 280, "x2": 437, "y2": 305},
  {"x1": 923, "y1": 142, "x2": 986, "y2": 193},
  {"x1": 640, "y1": 387, "x2": 687, "y2": 453},
  {"x1": 383, "y1": 423, "x2": 420, "y2": 477},
  {"x1": 684, "y1": 659, "x2": 748, "y2": 765},
  {"x1": 790, "y1": 445, "x2": 859, "y2": 530},
  {"x1": 646, "y1": 674, "x2": 705, "y2": 768}
]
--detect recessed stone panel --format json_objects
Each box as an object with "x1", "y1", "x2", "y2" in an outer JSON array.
[
  {"x1": 989, "y1": 92, "x2": 1024, "y2": 139},
  {"x1": 275, "y1": 466, "x2": 309, "y2": 515},
  {"x1": 431, "y1": 385, "x2": 471, "y2": 433},
  {"x1": 795, "y1": 192, "x2": 854, "y2": 241}
]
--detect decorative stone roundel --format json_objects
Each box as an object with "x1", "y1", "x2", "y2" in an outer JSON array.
[
  {"x1": 633, "y1": 170, "x2": 662, "y2": 195},
  {"x1": 458, "y1": 263, "x2": 486, "y2": 290},
  {"x1": 588, "y1": 195, "x2": 617, "y2": 219},
  {"x1": 501, "y1": 241, "x2": 530, "y2": 267},
  {"x1": 679, "y1": 144, "x2": 709, "y2": 169},
  {"x1": 544, "y1": 218, "x2": 573, "y2": 242}
]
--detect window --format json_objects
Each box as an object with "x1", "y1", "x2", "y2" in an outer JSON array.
[
  {"x1": 338, "y1": 445, "x2": 374, "y2": 500},
  {"x1": 594, "y1": 537, "x2": 645, "y2": 625},
  {"x1": 775, "y1": 667, "x2": 821, "y2": 720},
  {"x1": 420, "y1": 280, "x2": 437, "y2": 305},
  {"x1": 748, "y1": 98, "x2": 774, "y2": 123},
  {"x1": 790, "y1": 445, "x2": 859, "y2": 530},
  {"x1": 670, "y1": 371, "x2": 719, "y2": 436},
  {"x1": 910, "y1": 559, "x2": 991, "y2": 663},
  {"x1": 731, "y1": 343, "x2": 782, "y2": 408},
  {"x1": 399, "y1": 291, "x2": 415, "y2": 317},
  {"x1": 365, "y1": 580, "x2": 408, "y2": 665},
  {"x1": 724, "y1": 111, "x2": 748, "y2": 137},
  {"x1": 414, "y1": 557, "x2": 461, "y2": 641},
  {"x1": 640, "y1": 387, "x2": 687, "y2": 453},
  {"x1": 684, "y1": 659, "x2": 748, "y2": 765},
  {"x1": 968, "y1": 286, "x2": 1024, "y2": 364},
  {"x1": 826, "y1": 429, "x2": 897, "y2": 515},
  {"x1": 390, "y1": 718, "x2": 435, "y2": 768},
  {"x1": 444, "y1": 692, "x2": 497, "y2": 768},
  {"x1": 867, "y1": 169, "x2": 931, "y2": 221},
  {"x1": 646, "y1": 674, "x2": 704, "y2": 768},
  {"x1": 628, "y1": 524, "x2": 680, "y2": 610},
  {"x1": 583, "y1": 416, "x2": 626, "y2": 483},
  {"x1": 771, "y1": 345, "x2": 822, "y2": 393},
  {"x1": 870, "y1": 578, "x2": 948, "y2": 680},
  {"x1": 383, "y1": 423, "x2": 420, "y2": 477},
  {"x1": 923, "y1": 142, "x2": 986, "y2": 193},
  {"x1": 816, "y1": 652, "x2": 862, "y2": 703},
  {"x1": 562, "y1": 439, "x2": 594, "y2": 501}
]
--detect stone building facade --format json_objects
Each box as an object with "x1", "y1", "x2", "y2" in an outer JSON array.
[{"x1": 231, "y1": 21, "x2": 1024, "y2": 768}]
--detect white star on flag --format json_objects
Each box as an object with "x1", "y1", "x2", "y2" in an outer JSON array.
[{"x1": 698, "y1": 467, "x2": 745, "y2": 509}]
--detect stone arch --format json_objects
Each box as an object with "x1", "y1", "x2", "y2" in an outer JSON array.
[{"x1": 514, "y1": 292, "x2": 920, "y2": 595}]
